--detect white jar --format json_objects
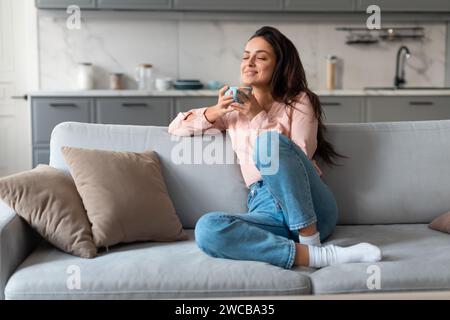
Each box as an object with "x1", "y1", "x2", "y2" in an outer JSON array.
[{"x1": 77, "y1": 62, "x2": 94, "y2": 90}]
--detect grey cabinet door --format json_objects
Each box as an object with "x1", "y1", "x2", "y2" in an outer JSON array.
[
  {"x1": 357, "y1": 0, "x2": 450, "y2": 12},
  {"x1": 96, "y1": 98, "x2": 172, "y2": 126},
  {"x1": 36, "y1": 0, "x2": 97, "y2": 9},
  {"x1": 33, "y1": 149, "x2": 50, "y2": 168},
  {"x1": 319, "y1": 96, "x2": 363, "y2": 123},
  {"x1": 173, "y1": 0, "x2": 283, "y2": 11},
  {"x1": 32, "y1": 98, "x2": 92, "y2": 146},
  {"x1": 366, "y1": 96, "x2": 450, "y2": 122},
  {"x1": 97, "y1": 0, "x2": 171, "y2": 9},
  {"x1": 284, "y1": 0, "x2": 355, "y2": 11},
  {"x1": 174, "y1": 97, "x2": 218, "y2": 117}
]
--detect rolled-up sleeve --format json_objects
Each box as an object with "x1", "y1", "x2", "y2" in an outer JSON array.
[{"x1": 168, "y1": 107, "x2": 227, "y2": 136}]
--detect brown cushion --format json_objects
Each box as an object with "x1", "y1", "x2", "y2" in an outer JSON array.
[
  {"x1": 0, "y1": 165, "x2": 96, "y2": 258},
  {"x1": 61, "y1": 146, "x2": 188, "y2": 248},
  {"x1": 429, "y1": 211, "x2": 450, "y2": 234}
]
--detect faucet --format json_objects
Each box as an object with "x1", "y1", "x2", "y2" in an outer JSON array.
[{"x1": 394, "y1": 46, "x2": 411, "y2": 88}]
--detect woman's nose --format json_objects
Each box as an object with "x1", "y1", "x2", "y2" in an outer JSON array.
[{"x1": 247, "y1": 58, "x2": 256, "y2": 67}]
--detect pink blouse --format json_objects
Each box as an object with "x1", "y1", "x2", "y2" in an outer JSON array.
[{"x1": 168, "y1": 91, "x2": 323, "y2": 188}]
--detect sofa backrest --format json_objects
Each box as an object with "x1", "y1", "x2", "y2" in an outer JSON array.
[
  {"x1": 50, "y1": 120, "x2": 450, "y2": 226},
  {"x1": 316, "y1": 119, "x2": 450, "y2": 224}
]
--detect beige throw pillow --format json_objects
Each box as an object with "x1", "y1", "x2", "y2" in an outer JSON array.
[
  {"x1": 0, "y1": 165, "x2": 97, "y2": 258},
  {"x1": 61, "y1": 147, "x2": 188, "y2": 248},
  {"x1": 429, "y1": 211, "x2": 450, "y2": 234}
]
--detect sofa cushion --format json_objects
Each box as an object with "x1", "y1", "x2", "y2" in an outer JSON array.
[
  {"x1": 0, "y1": 165, "x2": 96, "y2": 259},
  {"x1": 310, "y1": 224, "x2": 450, "y2": 294},
  {"x1": 4, "y1": 230, "x2": 312, "y2": 299},
  {"x1": 50, "y1": 122, "x2": 249, "y2": 229},
  {"x1": 61, "y1": 147, "x2": 187, "y2": 248}
]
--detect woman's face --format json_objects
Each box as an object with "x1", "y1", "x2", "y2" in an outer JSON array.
[{"x1": 240, "y1": 36, "x2": 277, "y2": 88}]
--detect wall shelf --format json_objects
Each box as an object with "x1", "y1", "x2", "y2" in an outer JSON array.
[{"x1": 336, "y1": 27, "x2": 425, "y2": 45}]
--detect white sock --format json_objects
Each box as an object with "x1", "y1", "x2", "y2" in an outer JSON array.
[
  {"x1": 308, "y1": 243, "x2": 382, "y2": 268},
  {"x1": 299, "y1": 232, "x2": 321, "y2": 247}
]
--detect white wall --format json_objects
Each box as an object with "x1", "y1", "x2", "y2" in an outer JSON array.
[{"x1": 37, "y1": 10, "x2": 446, "y2": 90}]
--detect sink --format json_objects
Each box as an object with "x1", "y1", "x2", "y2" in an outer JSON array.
[{"x1": 364, "y1": 86, "x2": 450, "y2": 90}]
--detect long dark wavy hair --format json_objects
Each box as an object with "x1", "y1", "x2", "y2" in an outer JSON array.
[{"x1": 249, "y1": 26, "x2": 347, "y2": 166}]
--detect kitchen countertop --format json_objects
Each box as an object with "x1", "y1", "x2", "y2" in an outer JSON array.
[{"x1": 28, "y1": 89, "x2": 450, "y2": 97}]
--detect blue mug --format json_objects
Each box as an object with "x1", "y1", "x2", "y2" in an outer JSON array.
[{"x1": 225, "y1": 86, "x2": 252, "y2": 104}]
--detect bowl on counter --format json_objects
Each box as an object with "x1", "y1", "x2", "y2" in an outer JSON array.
[
  {"x1": 155, "y1": 78, "x2": 173, "y2": 91},
  {"x1": 173, "y1": 80, "x2": 204, "y2": 90}
]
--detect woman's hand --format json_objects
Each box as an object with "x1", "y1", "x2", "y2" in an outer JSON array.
[
  {"x1": 230, "y1": 87, "x2": 264, "y2": 121},
  {"x1": 204, "y1": 85, "x2": 235, "y2": 123}
]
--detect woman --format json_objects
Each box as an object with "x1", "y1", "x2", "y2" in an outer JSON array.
[{"x1": 168, "y1": 26, "x2": 381, "y2": 269}]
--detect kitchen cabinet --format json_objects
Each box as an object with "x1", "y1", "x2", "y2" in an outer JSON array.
[
  {"x1": 96, "y1": 98, "x2": 172, "y2": 126},
  {"x1": 31, "y1": 97, "x2": 173, "y2": 167},
  {"x1": 31, "y1": 98, "x2": 93, "y2": 146},
  {"x1": 319, "y1": 96, "x2": 364, "y2": 123},
  {"x1": 284, "y1": 0, "x2": 356, "y2": 12},
  {"x1": 356, "y1": 0, "x2": 450, "y2": 12},
  {"x1": 31, "y1": 98, "x2": 94, "y2": 167},
  {"x1": 174, "y1": 97, "x2": 217, "y2": 116},
  {"x1": 33, "y1": 149, "x2": 51, "y2": 167},
  {"x1": 173, "y1": 0, "x2": 283, "y2": 11},
  {"x1": 35, "y1": 0, "x2": 97, "y2": 9},
  {"x1": 97, "y1": 0, "x2": 172, "y2": 10},
  {"x1": 366, "y1": 96, "x2": 450, "y2": 122},
  {"x1": 36, "y1": 0, "x2": 450, "y2": 12}
]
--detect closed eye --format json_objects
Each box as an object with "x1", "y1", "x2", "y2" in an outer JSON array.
[{"x1": 242, "y1": 57, "x2": 266, "y2": 60}]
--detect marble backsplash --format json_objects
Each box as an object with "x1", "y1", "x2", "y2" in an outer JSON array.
[{"x1": 38, "y1": 11, "x2": 447, "y2": 91}]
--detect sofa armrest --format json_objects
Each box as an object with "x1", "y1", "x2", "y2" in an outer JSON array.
[{"x1": 0, "y1": 201, "x2": 41, "y2": 300}]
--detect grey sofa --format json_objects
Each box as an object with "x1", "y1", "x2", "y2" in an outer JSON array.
[{"x1": 1, "y1": 119, "x2": 450, "y2": 299}]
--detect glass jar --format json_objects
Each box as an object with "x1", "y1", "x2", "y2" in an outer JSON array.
[
  {"x1": 77, "y1": 62, "x2": 94, "y2": 90},
  {"x1": 135, "y1": 63, "x2": 153, "y2": 90}
]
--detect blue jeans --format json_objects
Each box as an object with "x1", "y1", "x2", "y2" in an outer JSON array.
[{"x1": 195, "y1": 131, "x2": 339, "y2": 269}]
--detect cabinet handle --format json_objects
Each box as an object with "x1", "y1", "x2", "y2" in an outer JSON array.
[
  {"x1": 49, "y1": 103, "x2": 77, "y2": 107},
  {"x1": 122, "y1": 103, "x2": 148, "y2": 107},
  {"x1": 11, "y1": 94, "x2": 28, "y2": 101},
  {"x1": 409, "y1": 101, "x2": 434, "y2": 106},
  {"x1": 321, "y1": 102, "x2": 341, "y2": 106}
]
